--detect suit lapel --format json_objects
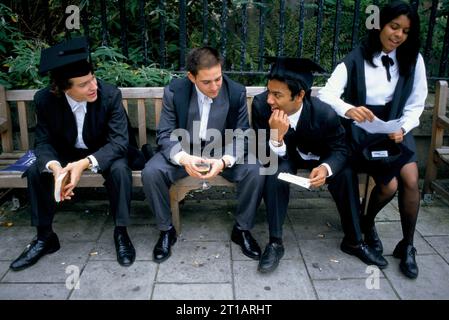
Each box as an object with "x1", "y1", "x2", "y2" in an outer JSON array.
[{"x1": 60, "y1": 95, "x2": 78, "y2": 146}]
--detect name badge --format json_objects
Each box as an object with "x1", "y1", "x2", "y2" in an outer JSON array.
[{"x1": 371, "y1": 150, "x2": 389, "y2": 158}]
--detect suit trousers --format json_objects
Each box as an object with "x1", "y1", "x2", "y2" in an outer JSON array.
[
  {"x1": 141, "y1": 152, "x2": 265, "y2": 231},
  {"x1": 26, "y1": 157, "x2": 133, "y2": 227},
  {"x1": 263, "y1": 158, "x2": 363, "y2": 244}
]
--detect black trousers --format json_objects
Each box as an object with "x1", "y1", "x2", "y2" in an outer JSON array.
[
  {"x1": 263, "y1": 158, "x2": 363, "y2": 244},
  {"x1": 26, "y1": 157, "x2": 132, "y2": 227},
  {"x1": 141, "y1": 152, "x2": 265, "y2": 231}
]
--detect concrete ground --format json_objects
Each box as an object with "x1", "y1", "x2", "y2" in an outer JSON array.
[{"x1": 0, "y1": 186, "x2": 448, "y2": 300}]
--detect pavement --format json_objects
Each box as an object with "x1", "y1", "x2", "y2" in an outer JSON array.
[{"x1": 0, "y1": 185, "x2": 449, "y2": 300}]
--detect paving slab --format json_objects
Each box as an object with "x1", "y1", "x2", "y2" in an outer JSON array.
[
  {"x1": 91, "y1": 224, "x2": 158, "y2": 261},
  {"x1": 152, "y1": 283, "x2": 233, "y2": 300},
  {"x1": 374, "y1": 203, "x2": 401, "y2": 222},
  {"x1": 299, "y1": 238, "x2": 384, "y2": 280},
  {"x1": 383, "y1": 254, "x2": 449, "y2": 299},
  {"x1": 313, "y1": 278, "x2": 398, "y2": 300},
  {"x1": 0, "y1": 283, "x2": 70, "y2": 300},
  {"x1": 415, "y1": 206, "x2": 449, "y2": 236},
  {"x1": 289, "y1": 208, "x2": 344, "y2": 240},
  {"x1": 233, "y1": 259, "x2": 316, "y2": 300},
  {"x1": 0, "y1": 262, "x2": 10, "y2": 280},
  {"x1": 424, "y1": 236, "x2": 449, "y2": 263},
  {"x1": 52, "y1": 211, "x2": 108, "y2": 241},
  {"x1": 0, "y1": 226, "x2": 36, "y2": 260},
  {"x1": 69, "y1": 261, "x2": 156, "y2": 300},
  {"x1": 156, "y1": 241, "x2": 231, "y2": 283},
  {"x1": 2, "y1": 241, "x2": 95, "y2": 283},
  {"x1": 374, "y1": 222, "x2": 436, "y2": 255},
  {"x1": 176, "y1": 205, "x2": 234, "y2": 241}
]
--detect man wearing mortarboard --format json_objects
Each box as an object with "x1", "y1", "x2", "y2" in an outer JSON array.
[
  {"x1": 10, "y1": 37, "x2": 144, "y2": 271},
  {"x1": 251, "y1": 57, "x2": 389, "y2": 273}
]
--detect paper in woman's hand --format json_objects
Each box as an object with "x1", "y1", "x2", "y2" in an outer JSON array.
[{"x1": 354, "y1": 117, "x2": 404, "y2": 134}]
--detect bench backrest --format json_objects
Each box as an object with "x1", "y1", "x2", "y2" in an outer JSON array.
[{"x1": 0, "y1": 85, "x2": 321, "y2": 153}]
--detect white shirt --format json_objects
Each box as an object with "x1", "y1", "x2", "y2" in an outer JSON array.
[
  {"x1": 172, "y1": 85, "x2": 236, "y2": 167},
  {"x1": 269, "y1": 105, "x2": 333, "y2": 177},
  {"x1": 318, "y1": 50, "x2": 428, "y2": 134},
  {"x1": 45, "y1": 93, "x2": 99, "y2": 172}
]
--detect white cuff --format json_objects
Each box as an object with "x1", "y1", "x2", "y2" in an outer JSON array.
[
  {"x1": 269, "y1": 139, "x2": 286, "y2": 157},
  {"x1": 45, "y1": 160, "x2": 61, "y2": 173},
  {"x1": 87, "y1": 155, "x2": 100, "y2": 173},
  {"x1": 321, "y1": 163, "x2": 333, "y2": 177},
  {"x1": 222, "y1": 155, "x2": 236, "y2": 168},
  {"x1": 173, "y1": 151, "x2": 189, "y2": 166}
]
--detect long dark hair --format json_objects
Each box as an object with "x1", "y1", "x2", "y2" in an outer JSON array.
[{"x1": 361, "y1": 0, "x2": 421, "y2": 76}]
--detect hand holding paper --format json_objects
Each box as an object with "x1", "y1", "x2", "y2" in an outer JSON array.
[{"x1": 54, "y1": 172, "x2": 70, "y2": 202}]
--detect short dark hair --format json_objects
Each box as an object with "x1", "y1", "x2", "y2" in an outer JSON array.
[
  {"x1": 186, "y1": 47, "x2": 223, "y2": 76},
  {"x1": 267, "y1": 74, "x2": 304, "y2": 100},
  {"x1": 362, "y1": 0, "x2": 421, "y2": 76},
  {"x1": 50, "y1": 63, "x2": 94, "y2": 96}
]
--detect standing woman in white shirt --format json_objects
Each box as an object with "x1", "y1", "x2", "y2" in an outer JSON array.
[{"x1": 318, "y1": 0, "x2": 427, "y2": 279}]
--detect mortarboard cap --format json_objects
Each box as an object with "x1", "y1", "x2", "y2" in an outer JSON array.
[
  {"x1": 39, "y1": 36, "x2": 92, "y2": 79},
  {"x1": 265, "y1": 57, "x2": 326, "y2": 91}
]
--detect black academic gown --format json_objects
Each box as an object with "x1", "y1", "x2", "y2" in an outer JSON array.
[
  {"x1": 27, "y1": 79, "x2": 142, "y2": 227},
  {"x1": 251, "y1": 91, "x2": 364, "y2": 243}
]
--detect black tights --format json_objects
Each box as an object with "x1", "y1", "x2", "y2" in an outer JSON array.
[{"x1": 364, "y1": 162, "x2": 420, "y2": 245}]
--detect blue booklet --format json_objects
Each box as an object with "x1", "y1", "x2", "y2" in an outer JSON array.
[{"x1": 1, "y1": 150, "x2": 36, "y2": 173}]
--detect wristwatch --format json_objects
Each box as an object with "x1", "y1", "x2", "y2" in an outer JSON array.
[{"x1": 86, "y1": 157, "x2": 93, "y2": 170}]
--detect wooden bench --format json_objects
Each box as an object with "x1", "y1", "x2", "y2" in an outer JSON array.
[
  {"x1": 423, "y1": 80, "x2": 449, "y2": 202},
  {"x1": 0, "y1": 85, "x2": 373, "y2": 234}
]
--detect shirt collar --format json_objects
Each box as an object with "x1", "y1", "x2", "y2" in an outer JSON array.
[
  {"x1": 287, "y1": 103, "x2": 303, "y2": 131},
  {"x1": 195, "y1": 85, "x2": 213, "y2": 105},
  {"x1": 375, "y1": 48, "x2": 397, "y2": 64},
  {"x1": 65, "y1": 93, "x2": 87, "y2": 113}
]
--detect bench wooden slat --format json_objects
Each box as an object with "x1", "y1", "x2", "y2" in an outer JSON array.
[
  {"x1": 137, "y1": 99, "x2": 147, "y2": 147},
  {"x1": 17, "y1": 101, "x2": 29, "y2": 150},
  {"x1": 122, "y1": 99, "x2": 129, "y2": 114},
  {"x1": 154, "y1": 98, "x2": 162, "y2": 129},
  {"x1": 0, "y1": 86, "x2": 13, "y2": 152}
]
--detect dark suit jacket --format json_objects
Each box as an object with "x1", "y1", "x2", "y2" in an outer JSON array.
[
  {"x1": 251, "y1": 91, "x2": 348, "y2": 175},
  {"x1": 156, "y1": 75, "x2": 249, "y2": 163},
  {"x1": 33, "y1": 79, "x2": 136, "y2": 172}
]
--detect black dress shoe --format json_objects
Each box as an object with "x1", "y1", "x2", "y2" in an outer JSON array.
[
  {"x1": 114, "y1": 229, "x2": 136, "y2": 267},
  {"x1": 340, "y1": 240, "x2": 388, "y2": 269},
  {"x1": 231, "y1": 225, "x2": 261, "y2": 260},
  {"x1": 153, "y1": 227, "x2": 177, "y2": 263},
  {"x1": 364, "y1": 225, "x2": 384, "y2": 255},
  {"x1": 361, "y1": 218, "x2": 383, "y2": 255},
  {"x1": 10, "y1": 233, "x2": 60, "y2": 271},
  {"x1": 258, "y1": 243, "x2": 285, "y2": 273},
  {"x1": 393, "y1": 240, "x2": 418, "y2": 279}
]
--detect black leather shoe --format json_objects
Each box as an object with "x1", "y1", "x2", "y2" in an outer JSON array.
[
  {"x1": 393, "y1": 240, "x2": 418, "y2": 279},
  {"x1": 340, "y1": 240, "x2": 388, "y2": 269},
  {"x1": 10, "y1": 233, "x2": 60, "y2": 271},
  {"x1": 361, "y1": 217, "x2": 384, "y2": 255},
  {"x1": 258, "y1": 243, "x2": 285, "y2": 273},
  {"x1": 364, "y1": 225, "x2": 384, "y2": 255},
  {"x1": 114, "y1": 229, "x2": 136, "y2": 267},
  {"x1": 153, "y1": 227, "x2": 177, "y2": 263},
  {"x1": 231, "y1": 225, "x2": 261, "y2": 260}
]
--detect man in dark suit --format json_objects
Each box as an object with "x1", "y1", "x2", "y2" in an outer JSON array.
[
  {"x1": 10, "y1": 37, "x2": 143, "y2": 271},
  {"x1": 142, "y1": 47, "x2": 265, "y2": 263},
  {"x1": 252, "y1": 57, "x2": 388, "y2": 273}
]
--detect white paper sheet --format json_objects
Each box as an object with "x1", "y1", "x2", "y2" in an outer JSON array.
[
  {"x1": 354, "y1": 117, "x2": 404, "y2": 134},
  {"x1": 278, "y1": 172, "x2": 311, "y2": 190}
]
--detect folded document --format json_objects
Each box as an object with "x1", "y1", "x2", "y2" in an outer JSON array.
[{"x1": 278, "y1": 172, "x2": 311, "y2": 190}]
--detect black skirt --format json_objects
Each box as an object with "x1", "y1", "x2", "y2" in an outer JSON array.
[{"x1": 350, "y1": 105, "x2": 417, "y2": 185}]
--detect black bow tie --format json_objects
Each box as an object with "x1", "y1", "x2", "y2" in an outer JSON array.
[{"x1": 381, "y1": 55, "x2": 394, "y2": 82}]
